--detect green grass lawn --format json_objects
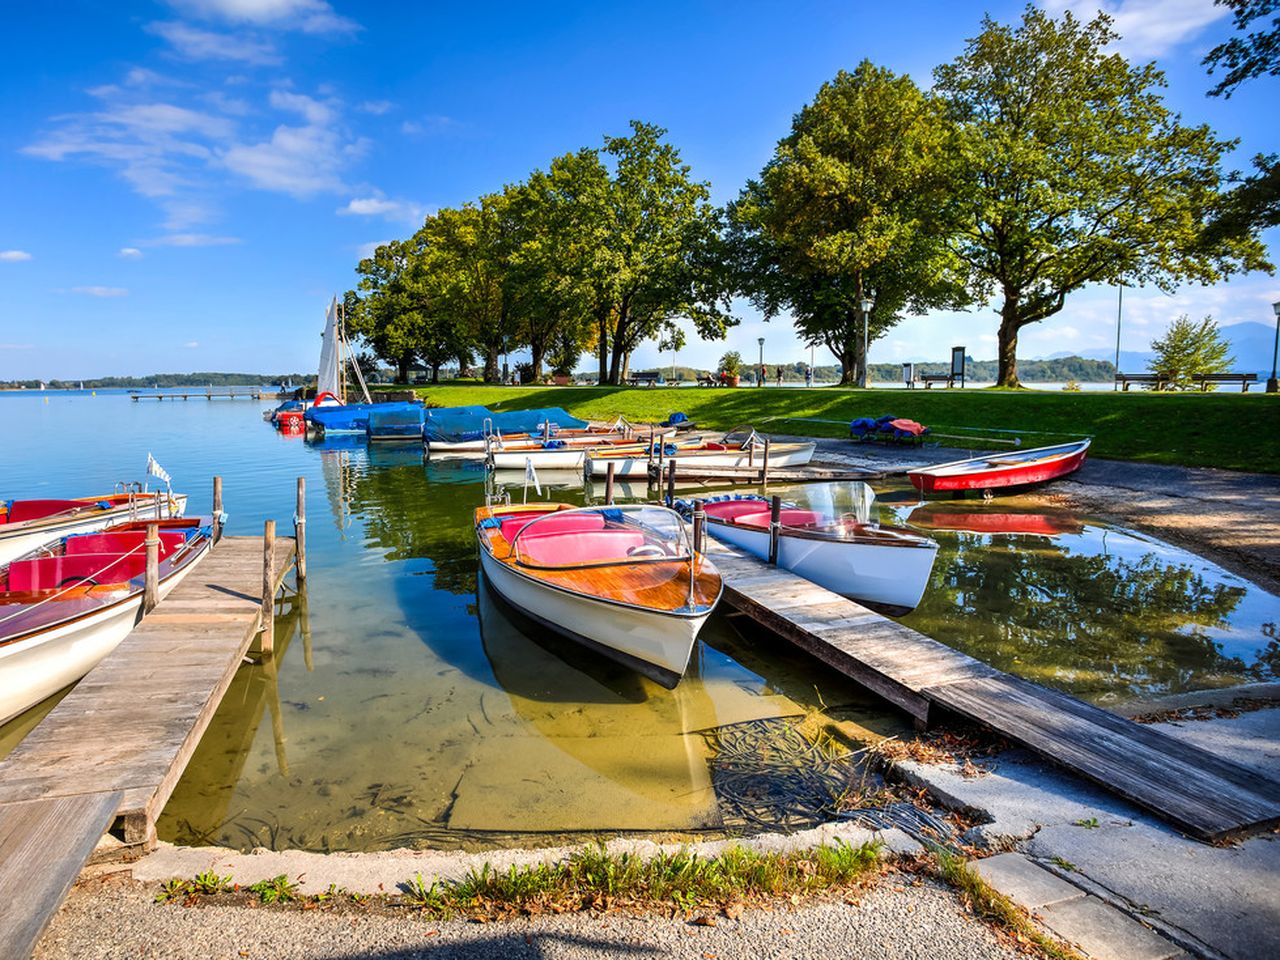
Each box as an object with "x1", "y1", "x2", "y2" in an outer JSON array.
[{"x1": 386, "y1": 382, "x2": 1279, "y2": 472}]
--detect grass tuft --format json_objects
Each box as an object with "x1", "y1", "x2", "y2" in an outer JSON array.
[{"x1": 247, "y1": 874, "x2": 300, "y2": 905}]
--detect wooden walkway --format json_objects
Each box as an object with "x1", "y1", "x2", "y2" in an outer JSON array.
[
  {"x1": 131, "y1": 390, "x2": 286, "y2": 401},
  {"x1": 0, "y1": 535, "x2": 295, "y2": 960},
  {"x1": 707, "y1": 540, "x2": 1280, "y2": 843}
]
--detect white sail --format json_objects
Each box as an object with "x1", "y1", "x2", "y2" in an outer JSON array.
[{"x1": 317, "y1": 297, "x2": 341, "y2": 399}]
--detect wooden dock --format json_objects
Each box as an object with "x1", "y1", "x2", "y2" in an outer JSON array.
[
  {"x1": 130, "y1": 389, "x2": 287, "y2": 401},
  {"x1": 706, "y1": 539, "x2": 1280, "y2": 843},
  {"x1": 0, "y1": 534, "x2": 296, "y2": 959}
]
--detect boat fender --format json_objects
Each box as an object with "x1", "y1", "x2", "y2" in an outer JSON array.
[
  {"x1": 542, "y1": 439, "x2": 567, "y2": 449},
  {"x1": 96, "y1": 501, "x2": 113, "y2": 509}
]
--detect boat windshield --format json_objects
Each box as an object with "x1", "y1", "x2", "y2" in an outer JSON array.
[
  {"x1": 509, "y1": 505, "x2": 694, "y2": 569},
  {"x1": 694, "y1": 483, "x2": 932, "y2": 545}
]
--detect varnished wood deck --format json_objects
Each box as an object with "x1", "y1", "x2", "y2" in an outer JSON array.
[
  {"x1": 0, "y1": 535, "x2": 294, "y2": 960},
  {"x1": 707, "y1": 539, "x2": 1280, "y2": 842}
]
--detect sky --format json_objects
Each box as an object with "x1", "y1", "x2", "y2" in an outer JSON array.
[{"x1": 1, "y1": 0, "x2": 1276, "y2": 379}]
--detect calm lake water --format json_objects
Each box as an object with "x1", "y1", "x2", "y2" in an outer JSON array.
[{"x1": 2, "y1": 389, "x2": 1276, "y2": 852}]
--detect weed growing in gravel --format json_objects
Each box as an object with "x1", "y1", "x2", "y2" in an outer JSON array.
[
  {"x1": 154, "y1": 879, "x2": 190, "y2": 904},
  {"x1": 247, "y1": 875, "x2": 300, "y2": 905},
  {"x1": 1072, "y1": 818, "x2": 1100, "y2": 829},
  {"x1": 190, "y1": 871, "x2": 232, "y2": 896}
]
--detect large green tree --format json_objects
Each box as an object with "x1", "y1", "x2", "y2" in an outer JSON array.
[
  {"x1": 935, "y1": 6, "x2": 1269, "y2": 387},
  {"x1": 346, "y1": 240, "x2": 431, "y2": 384},
  {"x1": 729, "y1": 62, "x2": 970, "y2": 386}
]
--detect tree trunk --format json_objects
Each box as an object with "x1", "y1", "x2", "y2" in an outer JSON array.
[
  {"x1": 457, "y1": 352, "x2": 470, "y2": 379},
  {"x1": 621, "y1": 352, "x2": 631, "y2": 382},
  {"x1": 608, "y1": 330, "x2": 627, "y2": 385},
  {"x1": 997, "y1": 294, "x2": 1023, "y2": 388},
  {"x1": 483, "y1": 346, "x2": 500, "y2": 384},
  {"x1": 430, "y1": 361, "x2": 440, "y2": 384},
  {"x1": 396, "y1": 353, "x2": 411, "y2": 385},
  {"x1": 530, "y1": 344, "x2": 544, "y2": 382},
  {"x1": 596, "y1": 309, "x2": 610, "y2": 385}
]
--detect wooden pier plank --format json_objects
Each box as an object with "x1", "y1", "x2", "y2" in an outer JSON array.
[{"x1": 705, "y1": 539, "x2": 1280, "y2": 840}]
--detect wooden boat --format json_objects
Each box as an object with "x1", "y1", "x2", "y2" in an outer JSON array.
[
  {"x1": 426, "y1": 423, "x2": 672, "y2": 457},
  {"x1": 474, "y1": 503, "x2": 722, "y2": 687},
  {"x1": 0, "y1": 491, "x2": 188, "y2": 566},
  {"x1": 692, "y1": 495, "x2": 938, "y2": 614},
  {"x1": 907, "y1": 439, "x2": 1091, "y2": 494},
  {"x1": 587, "y1": 433, "x2": 816, "y2": 478},
  {"x1": 0, "y1": 516, "x2": 213, "y2": 723},
  {"x1": 488, "y1": 434, "x2": 703, "y2": 471}
]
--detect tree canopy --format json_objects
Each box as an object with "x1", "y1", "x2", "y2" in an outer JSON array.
[{"x1": 1148, "y1": 314, "x2": 1235, "y2": 389}]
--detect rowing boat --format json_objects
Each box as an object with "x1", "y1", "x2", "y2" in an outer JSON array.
[
  {"x1": 587, "y1": 433, "x2": 816, "y2": 478},
  {"x1": 488, "y1": 434, "x2": 703, "y2": 471},
  {"x1": 474, "y1": 503, "x2": 722, "y2": 687},
  {"x1": 691, "y1": 494, "x2": 938, "y2": 614},
  {"x1": 907, "y1": 439, "x2": 1091, "y2": 494},
  {"x1": 0, "y1": 516, "x2": 212, "y2": 723},
  {"x1": 0, "y1": 491, "x2": 187, "y2": 565},
  {"x1": 426, "y1": 423, "x2": 674, "y2": 457}
]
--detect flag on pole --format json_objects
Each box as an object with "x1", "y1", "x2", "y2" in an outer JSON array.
[
  {"x1": 524, "y1": 457, "x2": 541, "y2": 496},
  {"x1": 146, "y1": 452, "x2": 172, "y2": 490}
]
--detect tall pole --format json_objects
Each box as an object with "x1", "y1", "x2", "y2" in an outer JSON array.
[
  {"x1": 1113, "y1": 285, "x2": 1124, "y2": 390},
  {"x1": 862, "y1": 311, "x2": 868, "y2": 389},
  {"x1": 757, "y1": 337, "x2": 765, "y2": 387},
  {"x1": 1268, "y1": 301, "x2": 1280, "y2": 393}
]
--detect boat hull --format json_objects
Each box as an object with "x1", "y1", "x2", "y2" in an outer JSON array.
[
  {"x1": 706, "y1": 522, "x2": 937, "y2": 614},
  {"x1": 908, "y1": 441, "x2": 1090, "y2": 493},
  {"x1": 0, "y1": 495, "x2": 189, "y2": 566},
  {"x1": 477, "y1": 547, "x2": 709, "y2": 688},
  {"x1": 588, "y1": 443, "x2": 817, "y2": 478}
]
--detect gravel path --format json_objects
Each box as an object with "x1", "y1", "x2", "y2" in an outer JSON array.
[{"x1": 36, "y1": 874, "x2": 1023, "y2": 960}]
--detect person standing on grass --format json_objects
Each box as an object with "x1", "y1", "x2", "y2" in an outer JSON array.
[
  {"x1": 760, "y1": 363, "x2": 768, "y2": 387},
  {"x1": 805, "y1": 366, "x2": 813, "y2": 387},
  {"x1": 776, "y1": 367, "x2": 783, "y2": 387},
  {"x1": 513, "y1": 368, "x2": 521, "y2": 387}
]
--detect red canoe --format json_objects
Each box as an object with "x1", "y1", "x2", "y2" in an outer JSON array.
[{"x1": 907, "y1": 439, "x2": 1091, "y2": 494}]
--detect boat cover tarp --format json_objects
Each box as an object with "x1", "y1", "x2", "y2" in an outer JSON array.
[
  {"x1": 367, "y1": 406, "x2": 425, "y2": 439},
  {"x1": 306, "y1": 401, "x2": 421, "y2": 433},
  {"x1": 422, "y1": 406, "x2": 588, "y2": 443}
]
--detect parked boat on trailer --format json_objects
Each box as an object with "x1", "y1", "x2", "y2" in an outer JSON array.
[
  {"x1": 474, "y1": 503, "x2": 722, "y2": 687},
  {"x1": 687, "y1": 493, "x2": 937, "y2": 615},
  {"x1": 0, "y1": 490, "x2": 187, "y2": 565},
  {"x1": 907, "y1": 439, "x2": 1091, "y2": 495},
  {"x1": 0, "y1": 516, "x2": 213, "y2": 723},
  {"x1": 587, "y1": 428, "x2": 816, "y2": 479}
]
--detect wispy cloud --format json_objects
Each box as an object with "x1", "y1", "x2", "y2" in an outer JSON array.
[
  {"x1": 184, "y1": 340, "x2": 200, "y2": 347},
  {"x1": 1041, "y1": 1, "x2": 1230, "y2": 59},
  {"x1": 401, "y1": 114, "x2": 465, "y2": 137},
  {"x1": 165, "y1": 0, "x2": 359, "y2": 35},
  {"x1": 151, "y1": 233, "x2": 241, "y2": 246},
  {"x1": 147, "y1": 21, "x2": 281, "y2": 65},
  {"x1": 337, "y1": 195, "x2": 425, "y2": 223},
  {"x1": 355, "y1": 239, "x2": 391, "y2": 260},
  {"x1": 268, "y1": 88, "x2": 335, "y2": 125},
  {"x1": 118, "y1": 247, "x2": 144, "y2": 258},
  {"x1": 72, "y1": 286, "x2": 129, "y2": 297},
  {"x1": 0, "y1": 250, "x2": 32, "y2": 262},
  {"x1": 358, "y1": 99, "x2": 393, "y2": 115}
]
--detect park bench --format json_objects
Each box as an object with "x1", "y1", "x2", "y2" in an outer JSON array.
[
  {"x1": 1192, "y1": 372, "x2": 1257, "y2": 392},
  {"x1": 1115, "y1": 372, "x2": 1170, "y2": 391},
  {"x1": 626, "y1": 372, "x2": 664, "y2": 387},
  {"x1": 696, "y1": 375, "x2": 719, "y2": 387},
  {"x1": 920, "y1": 346, "x2": 967, "y2": 389}
]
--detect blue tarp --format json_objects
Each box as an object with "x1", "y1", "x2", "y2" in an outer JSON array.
[
  {"x1": 367, "y1": 406, "x2": 426, "y2": 440},
  {"x1": 305, "y1": 401, "x2": 421, "y2": 434},
  {"x1": 422, "y1": 406, "x2": 589, "y2": 443}
]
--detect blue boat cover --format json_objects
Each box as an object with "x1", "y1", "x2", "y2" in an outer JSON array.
[
  {"x1": 367, "y1": 406, "x2": 426, "y2": 439},
  {"x1": 422, "y1": 406, "x2": 588, "y2": 443},
  {"x1": 305, "y1": 401, "x2": 421, "y2": 434}
]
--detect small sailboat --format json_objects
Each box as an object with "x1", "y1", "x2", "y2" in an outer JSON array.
[
  {"x1": 688, "y1": 493, "x2": 938, "y2": 615},
  {"x1": 587, "y1": 428, "x2": 816, "y2": 478},
  {"x1": 0, "y1": 490, "x2": 187, "y2": 566},
  {"x1": 474, "y1": 503, "x2": 722, "y2": 687},
  {"x1": 907, "y1": 439, "x2": 1091, "y2": 495},
  {"x1": 0, "y1": 516, "x2": 213, "y2": 723}
]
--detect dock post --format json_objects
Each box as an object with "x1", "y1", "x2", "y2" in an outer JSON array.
[
  {"x1": 260, "y1": 519, "x2": 276, "y2": 654},
  {"x1": 294, "y1": 477, "x2": 307, "y2": 584},
  {"x1": 212, "y1": 476, "x2": 223, "y2": 545},
  {"x1": 692, "y1": 498, "x2": 705, "y2": 553},
  {"x1": 605, "y1": 461, "x2": 615, "y2": 505},
  {"x1": 762, "y1": 438, "x2": 771, "y2": 484},
  {"x1": 666, "y1": 459, "x2": 677, "y2": 507},
  {"x1": 143, "y1": 523, "x2": 160, "y2": 612},
  {"x1": 768, "y1": 495, "x2": 782, "y2": 565}
]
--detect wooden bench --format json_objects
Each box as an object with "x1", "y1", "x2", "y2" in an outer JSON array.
[
  {"x1": 696, "y1": 375, "x2": 719, "y2": 387},
  {"x1": 626, "y1": 372, "x2": 663, "y2": 387},
  {"x1": 1116, "y1": 372, "x2": 1170, "y2": 391},
  {"x1": 1193, "y1": 372, "x2": 1257, "y2": 392},
  {"x1": 920, "y1": 373, "x2": 957, "y2": 389}
]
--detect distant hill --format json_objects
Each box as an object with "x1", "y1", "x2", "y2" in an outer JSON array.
[
  {"x1": 0, "y1": 372, "x2": 310, "y2": 389},
  {"x1": 1069, "y1": 322, "x2": 1275, "y2": 375}
]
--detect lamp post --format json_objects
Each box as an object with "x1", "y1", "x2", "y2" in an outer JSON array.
[
  {"x1": 1268, "y1": 301, "x2": 1280, "y2": 394},
  {"x1": 857, "y1": 296, "x2": 875, "y2": 389},
  {"x1": 758, "y1": 337, "x2": 765, "y2": 388}
]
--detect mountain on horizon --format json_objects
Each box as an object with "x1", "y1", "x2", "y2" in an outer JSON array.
[{"x1": 1041, "y1": 321, "x2": 1275, "y2": 375}]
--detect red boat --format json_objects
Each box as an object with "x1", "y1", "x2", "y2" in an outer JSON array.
[
  {"x1": 906, "y1": 505, "x2": 1085, "y2": 537},
  {"x1": 907, "y1": 439, "x2": 1090, "y2": 495}
]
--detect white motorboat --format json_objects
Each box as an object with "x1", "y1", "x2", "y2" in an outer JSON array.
[
  {"x1": 587, "y1": 435, "x2": 816, "y2": 478},
  {"x1": 0, "y1": 491, "x2": 187, "y2": 566}
]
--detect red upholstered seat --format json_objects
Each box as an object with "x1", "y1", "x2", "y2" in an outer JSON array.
[
  {"x1": 6, "y1": 499, "x2": 92, "y2": 524},
  {"x1": 704, "y1": 500, "x2": 769, "y2": 521},
  {"x1": 7, "y1": 553, "x2": 146, "y2": 592},
  {"x1": 734, "y1": 508, "x2": 827, "y2": 529},
  {"x1": 499, "y1": 512, "x2": 606, "y2": 542},
  {"x1": 517, "y1": 530, "x2": 646, "y2": 565},
  {"x1": 64, "y1": 531, "x2": 187, "y2": 555}
]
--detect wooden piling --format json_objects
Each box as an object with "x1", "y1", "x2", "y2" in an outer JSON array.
[
  {"x1": 143, "y1": 523, "x2": 160, "y2": 612},
  {"x1": 692, "y1": 498, "x2": 705, "y2": 554},
  {"x1": 294, "y1": 477, "x2": 307, "y2": 584},
  {"x1": 260, "y1": 519, "x2": 276, "y2": 654},
  {"x1": 768, "y1": 495, "x2": 782, "y2": 565},
  {"x1": 604, "y1": 461, "x2": 615, "y2": 505},
  {"x1": 212, "y1": 476, "x2": 223, "y2": 545},
  {"x1": 761, "y1": 438, "x2": 771, "y2": 484},
  {"x1": 666, "y1": 459, "x2": 677, "y2": 507}
]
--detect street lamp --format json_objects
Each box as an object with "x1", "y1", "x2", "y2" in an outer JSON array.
[
  {"x1": 1268, "y1": 301, "x2": 1280, "y2": 393},
  {"x1": 758, "y1": 336, "x2": 765, "y2": 388},
  {"x1": 858, "y1": 296, "x2": 875, "y2": 388}
]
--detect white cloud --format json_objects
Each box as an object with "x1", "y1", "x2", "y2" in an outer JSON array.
[
  {"x1": 269, "y1": 88, "x2": 334, "y2": 125},
  {"x1": 358, "y1": 99, "x2": 393, "y2": 115},
  {"x1": 118, "y1": 247, "x2": 144, "y2": 258},
  {"x1": 355, "y1": 239, "x2": 391, "y2": 260},
  {"x1": 72, "y1": 286, "x2": 129, "y2": 297},
  {"x1": 184, "y1": 340, "x2": 200, "y2": 348},
  {"x1": 337, "y1": 195, "x2": 425, "y2": 222},
  {"x1": 400, "y1": 115, "x2": 464, "y2": 137},
  {"x1": 225, "y1": 123, "x2": 365, "y2": 196},
  {"x1": 147, "y1": 21, "x2": 281, "y2": 64},
  {"x1": 0, "y1": 250, "x2": 32, "y2": 262},
  {"x1": 165, "y1": 0, "x2": 359, "y2": 34},
  {"x1": 1041, "y1": 1, "x2": 1229, "y2": 59},
  {"x1": 151, "y1": 233, "x2": 241, "y2": 246}
]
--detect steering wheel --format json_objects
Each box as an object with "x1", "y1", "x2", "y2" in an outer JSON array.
[{"x1": 627, "y1": 545, "x2": 667, "y2": 559}]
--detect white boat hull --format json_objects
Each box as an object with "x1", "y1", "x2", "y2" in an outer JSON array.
[
  {"x1": 490, "y1": 448, "x2": 603, "y2": 470},
  {"x1": 706, "y1": 522, "x2": 937, "y2": 614},
  {"x1": 589, "y1": 444, "x2": 816, "y2": 478},
  {"x1": 0, "y1": 495, "x2": 188, "y2": 566},
  {"x1": 0, "y1": 550, "x2": 202, "y2": 724},
  {"x1": 478, "y1": 548, "x2": 709, "y2": 687}
]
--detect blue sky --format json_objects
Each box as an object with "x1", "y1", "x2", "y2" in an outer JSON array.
[{"x1": 1, "y1": 0, "x2": 1276, "y2": 379}]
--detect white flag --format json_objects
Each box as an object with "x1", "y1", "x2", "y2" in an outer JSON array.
[
  {"x1": 524, "y1": 457, "x2": 541, "y2": 496},
  {"x1": 146, "y1": 452, "x2": 172, "y2": 488}
]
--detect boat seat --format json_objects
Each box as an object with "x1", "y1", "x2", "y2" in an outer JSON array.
[
  {"x1": 702, "y1": 442, "x2": 728, "y2": 451},
  {"x1": 499, "y1": 512, "x2": 607, "y2": 542},
  {"x1": 517, "y1": 530, "x2": 647, "y2": 566},
  {"x1": 7, "y1": 553, "x2": 147, "y2": 592},
  {"x1": 5, "y1": 499, "x2": 97, "y2": 524},
  {"x1": 704, "y1": 499, "x2": 768, "y2": 521},
  {"x1": 64, "y1": 531, "x2": 187, "y2": 555},
  {"x1": 735, "y1": 508, "x2": 827, "y2": 529}
]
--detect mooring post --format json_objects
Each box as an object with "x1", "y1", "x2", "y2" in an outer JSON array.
[
  {"x1": 768, "y1": 495, "x2": 782, "y2": 565},
  {"x1": 212, "y1": 475, "x2": 223, "y2": 545},
  {"x1": 295, "y1": 477, "x2": 307, "y2": 584},
  {"x1": 692, "y1": 498, "x2": 705, "y2": 553},
  {"x1": 762, "y1": 437, "x2": 771, "y2": 485},
  {"x1": 605, "y1": 461, "x2": 615, "y2": 505},
  {"x1": 666, "y1": 458, "x2": 677, "y2": 507},
  {"x1": 143, "y1": 522, "x2": 160, "y2": 612},
  {"x1": 260, "y1": 519, "x2": 276, "y2": 654}
]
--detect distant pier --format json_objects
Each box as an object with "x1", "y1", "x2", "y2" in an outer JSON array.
[{"x1": 130, "y1": 388, "x2": 289, "y2": 401}]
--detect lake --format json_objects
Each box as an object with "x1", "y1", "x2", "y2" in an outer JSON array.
[{"x1": 2, "y1": 389, "x2": 1275, "y2": 853}]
